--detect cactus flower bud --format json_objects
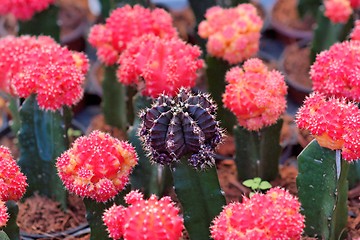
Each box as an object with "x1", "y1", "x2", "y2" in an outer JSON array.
[
  {"x1": 0, "y1": 200, "x2": 8, "y2": 228},
  {"x1": 296, "y1": 92, "x2": 360, "y2": 161},
  {"x1": 0, "y1": 0, "x2": 54, "y2": 20},
  {"x1": 117, "y1": 34, "x2": 203, "y2": 98},
  {"x1": 324, "y1": 0, "x2": 352, "y2": 24},
  {"x1": 56, "y1": 131, "x2": 138, "y2": 202},
  {"x1": 198, "y1": 4, "x2": 263, "y2": 64},
  {"x1": 88, "y1": 5, "x2": 177, "y2": 65},
  {"x1": 223, "y1": 58, "x2": 287, "y2": 131},
  {"x1": 310, "y1": 40, "x2": 360, "y2": 101},
  {"x1": 0, "y1": 146, "x2": 27, "y2": 202},
  {"x1": 139, "y1": 88, "x2": 223, "y2": 169},
  {"x1": 103, "y1": 190, "x2": 184, "y2": 240},
  {"x1": 211, "y1": 187, "x2": 305, "y2": 240}
]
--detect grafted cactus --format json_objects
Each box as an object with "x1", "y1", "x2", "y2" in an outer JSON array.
[
  {"x1": 139, "y1": 88, "x2": 226, "y2": 239},
  {"x1": 140, "y1": 88, "x2": 222, "y2": 169}
]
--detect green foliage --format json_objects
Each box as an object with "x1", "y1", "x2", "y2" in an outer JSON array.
[
  {"x1": 310, "y1": 7, "x2": 354, "y2": 63},
  {"x1": 243, "y1": 177, "x2": 272, "y2": 192},
  {"x1": 17, "y1": 95, "x2": 67, "y2": 208},
  {"x1": 297, "y1": 140, "x2": 348, "y2": 239},
  {"x1": 128, "y1": 94, "x2": 172, "y2": 197},
  {"x1": 206, "y1": 56, "x2": 236, "y2": 133},
  {"x1": 0, "y1": 231, "x2": 10, "y2": 240},
  {"x1": 2, "y1": 201, "x2": 19, "y2": 240},
  {"x1": 83, "y1": 185, "x2": 130, "y2": 240},
  {"x1": 171, "y1": 158, "x2": 226, "y2": 240},
  {"x1": 7, "y1": 96, "x2": 20, "y2": 135},
  {"x1": 19, "y1": 5, "x2": 59, "y2": 41},
  {"x1": 102, "y1": 66, "x2": 128, "y2": 131},
  {"x1": 297, "y1": 0, "x2": 322, "y2": 19},
  {"x1": 234, "y1": 119, "x2": 283, "y2": 182}
]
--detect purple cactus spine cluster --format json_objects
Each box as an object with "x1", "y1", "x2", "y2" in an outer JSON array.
[{"x1": 139, "y1": 88, "x2": 223, "y2": 169}]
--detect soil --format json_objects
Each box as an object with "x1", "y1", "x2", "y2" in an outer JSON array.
[{"x1": 271, "y1": 0, "x2": 314, "y2": 31}]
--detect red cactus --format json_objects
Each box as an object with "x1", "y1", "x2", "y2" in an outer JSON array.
[
  {"x1": 198, "y1": 4, "x2": 263, "y2": 64},
  {"x1": 324, "y1": 0, "x2": 353, "y2": 23},
  {"x1": 103, "y1": 190, "x2": 184, "y2": 240},
  {"x1": 310, "y1": 40, "x2": 360, "y2": 101},
  {"x1": 0, "y1": 35, "x2": 57, "y2": 95},
  {"x1": 0, "y1": 200, "x2": 8, "y2": 228},
  {"x1": 211, "y1": 187, "x2": 305, "y2": 240},
  {"x1": 88, "y1": 5, "x2": 177, "y2": 66},
  {"x1": 0, "y1": 146, "x2": 27, "y2": 202},
  {"x1": 222, "y1": 58, "x2": 287, "y2": 131},
  {"x1": 56, "y1": 131, "x2": 138, "y2": 202},
  {"x1": 351, "y1": 20, "x2": 360, "y2": 40},
  {"x1": 296, "y1": 92, "x2": 360, "y2": 161},
  {"x1": 0, "y1": 0, "x2": 54, "y2": 20},
  {"x1": 11, "y1": 39, "x2": 88, "y2": 111},
  {"x1": 117, "y1": 34, "x2": 203, "y2": 98}
]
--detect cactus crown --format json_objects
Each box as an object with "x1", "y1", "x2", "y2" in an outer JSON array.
[{"x1": 139, "y1": 88, "x2": 223, "y2": 169}]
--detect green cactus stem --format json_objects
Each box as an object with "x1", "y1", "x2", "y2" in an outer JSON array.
[
  {"x1": 102, "y1": 66, "x2": 128, "y2": 132},
  {"x1": 171, "y1": 157, "x2": 226, "y2": 240},
  {"x1": 2, "y1": 201, "x2": 19, "y2": 240},
  {"x1": 19, "y1": 5, "x2": 59, "y2": 41},
  {"x1": 233, "y1": 119, "x2": 283, "y2": 182},
  {"x1": 297, "y1": 140, "x2": 348, "y2": 239},
  {"x1": 83, "y1": 185, "x2": 130, "y2": 240},
  {"x1": 17, "y1": 94, "x2": 67, "y2": 208},
  {"x1": 128, "y1": 93, "x2": 172, "y2": 197},
  {"x1": 0, "y1": 231, "x2": 10, "y2": 240},
  {"x1": 310, "y1": 6, "x2": 353, "y2": 63},
  {"x1": 297, "y1": 0, "x2": 322, "y2": 19},
  {"x1": 206, "y1": 56, "x2": 236, "y2": 133},
  {"x1": 7, "y1": 96, "x2": 21, "y2": 135}
]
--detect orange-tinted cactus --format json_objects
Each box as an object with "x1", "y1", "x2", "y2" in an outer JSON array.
[{"x1": 56, "y1": 131, "x2": 138, "y2": 202}]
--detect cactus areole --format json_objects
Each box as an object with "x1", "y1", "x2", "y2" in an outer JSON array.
[{"x1": 139, "y1": 88, "x2": 223, "y2": 169}]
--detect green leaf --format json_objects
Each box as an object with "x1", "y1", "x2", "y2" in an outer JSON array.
[
  {"x1": 242, "y1": 179, "x2": 255, "y2": 188},
  {"x1": 0, "y1": 231, "x2": 10, "y2": 240},
  {"x1": 172, "y1": 158, "x2": 226, "y2": 240},
  {"x1": 259, "y1": 181, "x2": 272, "y2": 190}
]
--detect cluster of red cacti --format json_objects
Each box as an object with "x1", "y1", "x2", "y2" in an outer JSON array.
[
  {"x1": 0, "y1": 35, "x2": 89, "y2": 111},
  {"x1": 198, "y1": 4, "x2": 263, "y2": 64},
  {"x1": 222, "y1": 58, "x2": 287, "y2": 131},
  {"x1": 117, "y1": 34, "x2": 203, "y2": 98},
  {"x1": 0, "y1": 0, "x2": 54, "y2": 20},
  {"x1": 103, "y1": 190, "x2": 184, "y2": 240},
  {"x1": 88, "y1": 4, "x2": 177, "y2": 66}
]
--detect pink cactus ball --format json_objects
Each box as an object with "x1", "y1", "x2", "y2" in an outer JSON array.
[
  {"x1": 103, "y1": 190, "x2": 184, "y2": 240},
  {"x1": 0, "y1": 146, "x2": 27, "y2": 202},
  {"x1": 0, "y1": 0, "x2": 54, "y2": 20},
  {"x1": 88, "y1": 4, "x2": 177, "y2": 65},
  {"x1": 324, "y1": 0, "x2": 353, "y2": 23},
  {"x1": 56, "y1": 131, "x2": 138, "y2": 202},
  {"x1": 351, "y1": 20, "x2": 360, "y2": 40},
  {"x1": 296, "y1": 92, "x2": 360, "y2": 161},
  {"x1": 117, "y1": 34, "x2": 203, "y2": 98},
  {"x1": 211, "y1": 187, "x2": 305, "y2": 240},
  {"x1": 0, "y1": 200, "x2": 8, "y2": 228},
  {"x1": 310, "y1": 40, "x2": 360, "y2": 102},
  {"x1": 10, "y1": 37, "x2": 89, "y2": 111},
  {"x1": 198, "y1": 4, "x2": 263, "y2": 64},
  {"x1": 222, "y1": 58, "x2": 287, "y2": 131}
]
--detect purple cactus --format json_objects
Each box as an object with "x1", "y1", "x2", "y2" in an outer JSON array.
[{"x1": 139, "y1": 88, "x2": 223, "y2": 169}]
